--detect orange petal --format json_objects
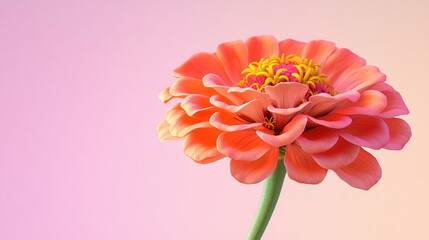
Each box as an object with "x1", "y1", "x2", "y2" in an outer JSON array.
[
  {"x1": 209, "y1": 112, "x2": 262, "y2": 132},
  {"x1": 157, "y1": 119, "x2": 179, "y2": 142},
  {"x1": 158, "y1": 86, "x2": 175, "y2": 103},
  {"x1": 180, "y1": 94, "x2": 213, "y2": 116},
  {"x1": 211, "y1": 98, "x2": 266, "y2": 123},
  {"x1": 265, "y1": 82, "x2": 309, "y2": 108},
  {"x1": 256, "y1": 115, "x2": 307, "y2": 147},
  {"x1": 332, "y1": 90, "x2": 387, "y2": 116},
  {"x1": 217, "y1": 129, "x2": 272, "y2": 161},
  {"x1": 296, "y1": 128, "x2": 339, "y2": 153},
  {"x1": 217, "y1": 40, "x2": 249, "y2": 85},
  {"x1": 284, "y1": 144, "x2": 328, "y2": 184},
  {"x1": 321, "y1": 48, "x2": 366, "y2": 91},
  {"x1": 311, "y1": 137, "x2": 360, "y2": 169},
  {"x1": 333, "y1": 148, "x2": 382, "y2": 190},
  {"x1": 383, "y1": 118, "x2": 411, "y2": 150},
  {"x1": 307, "y1": 114, "x2": 352, "y2": 129},
  {"x1": 172, "y1": 52, "x2": 229, "y2": 82},
  {"x1": 339, "y1": 117, "x2": 390, "y2": 150},
  {"x1": 169, "y1": 77, "x2": 217, "y2": 97},
  {"x1": 227, "y1": 87, "x2": 272, "y2": 106},
  {"x1": 230, "y1": 147, "x2": 278, "y2": 184},
  {"x1": 183, "y1": 128, "x2": 225, "y2": 164},
  {"x1": 278, "y1": 39, "x2": 306, "y2": 57},
  {"x1": 334, "y1": 66, "x2": 386, "y2": 93},
  {"x1": 370, "y1": 82, "x2": 409, "y2": 118},
  {"x1": 166, "y1": 104, "x2": 212, "y2": 137},
  {"x1": 301, "y1": 40, "x2": 336, "y2": 65},
  {"x1": 246, "y1": 36, "x2": 279, "y2": 62}
]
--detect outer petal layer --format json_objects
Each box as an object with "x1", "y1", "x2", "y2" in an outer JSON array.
[
  {"x1": 383, "y1": 118, "x2": 411, "y2": 150},
  {"x1": 284, "y1": 144, "x2": 328, "y2": 184},
  {"x1": 183, "y1": 128, "x2": 225, "y2": 164},
  {"x1": 217, "y1": 129, "x2": 271, "y2": 161},
  {"x1": 311, "y1": 137, "x2": 360, "y2": 169},
  {"x1": 334, "y1": 148, "x2": 382, "y2": 190},
  {"x1": 230, "y1": 147, "x2": 278, "y2": 184}
]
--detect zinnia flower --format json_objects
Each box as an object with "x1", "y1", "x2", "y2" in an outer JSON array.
[{"x1": 158, "y1": 36, "x2": 411, "y2": 191}]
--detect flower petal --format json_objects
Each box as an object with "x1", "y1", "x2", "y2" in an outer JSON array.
[
  {"x1": 284, "y1": 143, "x2": 328, "y2": 184},
  {"x1": 157, "y1": 119, "x2": 179, "y2": 142},
  {"x1": 301, "y1": 40, "x2": 336, "y2": 65},
  {"x1": 217, "y1": 129, "x2": 272, "y2": 161},
  {"x1": 256, "y1": 115, "x2": 307, "y2": 147},
  {"x1": 339, "y1": 117, "x2": 390, "y2": 150},
  {"x1": 370, "y1": 82, "x2": 409, "y2": 118},
  {"x1": 172, "y1": 52, "x2": 229, "y2": 82},
  {"x1": 311, "y1": 137, "x2": 360, "y2": 169},
  {"x1": 169, "y1": 77, "x2": 217, "y2": 97},
  {"x1": 305, "y1": 90, "x2": 360, "y2": 117},
  {"x1": 296, "y1": 128, "x2": 339, "y2": 153},
  {"x1": 159, "y1": 86, "x2": 175, "y2": 103},
  {"x1": 264, "y1": 82, "x2": 309, "y2": 108},
  {"x1": 166, "y1": 104, "x2": 212, "y2": 137},
  {"x1": 268, "y1": 102, "x2": 310, "y2": 129},
  {"x1": 279, "y1": 39, "x2": 306, "y2": 57},
  {"x1": 246, "y1": 36, "x2": 279, "y2": 62},
  {"x1": 332, "y1": 90, "x2": 387, "y2": 116},
  {"x1": 211, "y1": 97, "x2": 267, "y2": 123},
  {"x1": 307, "y1": 114, "x2": 352, "y2": 129},
  {"x1": 217, "y1": 40, "x2": 249, "y2": 85},
  {"x1": 322, "y1": 48, "x2": 366, "y2": 90},
  {"x1": 181, "y1": 94, "x2": 214, "y2": 116},
  {"x1": 183, "y1": 128, "x2": 225, "y2": 164},
  {"x1": 209, "y1": 111, "x2": 262, "y2": 132},
  {"x1": 333, "y1": 148, "x2": 382, "y2": 190},
  {"x1": 334, "y1": 66, "x2": 386, "y2": 93},
  {"x1": 383, "y1": 118, "x2": 411, "y2": 150},
  {"x1": 230, "y1": 147, "x2": 278, "y2": 184}
]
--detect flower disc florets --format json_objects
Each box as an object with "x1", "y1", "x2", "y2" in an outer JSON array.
[{"x1": 237, "y1": 54, "x2": 337, "y2": 100}]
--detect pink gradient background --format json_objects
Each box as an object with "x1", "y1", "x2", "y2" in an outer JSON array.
[{"x1": 1, "y1": 0, "x2": 428, "y2": 239}]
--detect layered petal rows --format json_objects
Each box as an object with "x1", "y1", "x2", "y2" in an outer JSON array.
[{"x1": 158, "y1": 36, "x2": 411, "y2": 190}]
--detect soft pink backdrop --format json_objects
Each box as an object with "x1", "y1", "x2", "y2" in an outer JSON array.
[{"x1": 1, "y1": 0, "x2": 428, "y2": 239}]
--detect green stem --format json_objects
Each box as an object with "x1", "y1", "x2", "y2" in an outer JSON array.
[{"x1": 246, "y1": 147, "x2": 286, "y2": 240}]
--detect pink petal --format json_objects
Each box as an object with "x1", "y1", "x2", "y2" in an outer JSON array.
[
  {"x1": 333, "y1": 148, "x2": 382, "y2": 190},
  {"x1": 217, "y1": 129, "x2": 272, "y2": 161},
  {"x1": 321, "y1": 48, "x2": 366, "y2": 90},
  {"x1": 332, "y1": 90, "x2": 387, "y2": 116},
  {"x1": 301, "y1": 40, "x2": 336, "y2": 65},
  {"x1": 246, "y1": 36, "x2": 279, "y2": 62},
  {"x1": 227, "y1": 87, "x2": 272, "y2": 106},
  {"x1": 157, "y1": 119, "x2": 179, "y2": 142},
  {"x1": 265, "y1": 82, "x2": 309, "y2": 108},
  {"x1": 311, "y1": 137, "x2": 360, "y2": 169},
  {"x1": 166, "y1": 104, "x2": 212, "y2": 137},
  {"x1": 383, "y1": 118, "x2": 411, "y2": 150},
  {"x1": 183, "y1": 128, "x2": 225, "y2": 164},
  {"x1": 267, "y1": 102, "x2": 310, "y2": 129},
  {"x1": 334, "y1": 66, "x2": 386, "y2": 93},
  {"x1": 211, "y1": 98, "x2": 267, "y2": 123},
  {"x1": 296, "y1": 128, "x2": 339, "y2": 153},
  {"x1": 284, "y1": 143, "x2": 328, "y2": 184},
  {"x1": 217, "y1": 40, "x2": 249, "y2": 85},
  {"x1": 256, "y1": 115, "x2": 307, "y2": 147},
  {"x1": 305, "y1": 90, "x2": 360, "y2": 117},
  {"x1": 307, "y1": 114, "x2": 352, "y2": 129},
  {"x1": 169, "y1": 77, "x2": 217, "y2": 97},
  {"x1": 209, "y1": 111, "x2": 262, "y2": 132},
  {"x1": 202, "y1": 73, "x2": 233, "y2": 97},
  {"x1": 230, "y1": 147, "x2": 278, "y2": 184},
  {"x1": 339, "y1": 117, "x2": 390, "y2": 150},
  {"x1": 181, "y1": 94, "x2": 214, "y2": 116},
  {"x1": 172, "y1": 52, "x2": 230, "y2": 83},
  {"x1": 370, "y1": 82, "x2": 409, "y2": 118},
  {"x1": 278, "y1": 39, "x2": 306, "y2": 57}
]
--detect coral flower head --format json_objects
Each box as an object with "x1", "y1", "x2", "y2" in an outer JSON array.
[{"x1": 158, "y1": 36, "x2": 411, "y2": 190}]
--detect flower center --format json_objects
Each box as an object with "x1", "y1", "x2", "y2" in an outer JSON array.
[{"x1": 237, "y1": 54, "x2": 337, "y2": 99}]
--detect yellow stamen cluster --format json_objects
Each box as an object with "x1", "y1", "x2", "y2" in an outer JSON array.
[
  {"x1": 262, "y1": 116, "x2": 275, "y2": 131},
  {"x1": 237, "y1": 54, "x2": 337, "y2": 95}
]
